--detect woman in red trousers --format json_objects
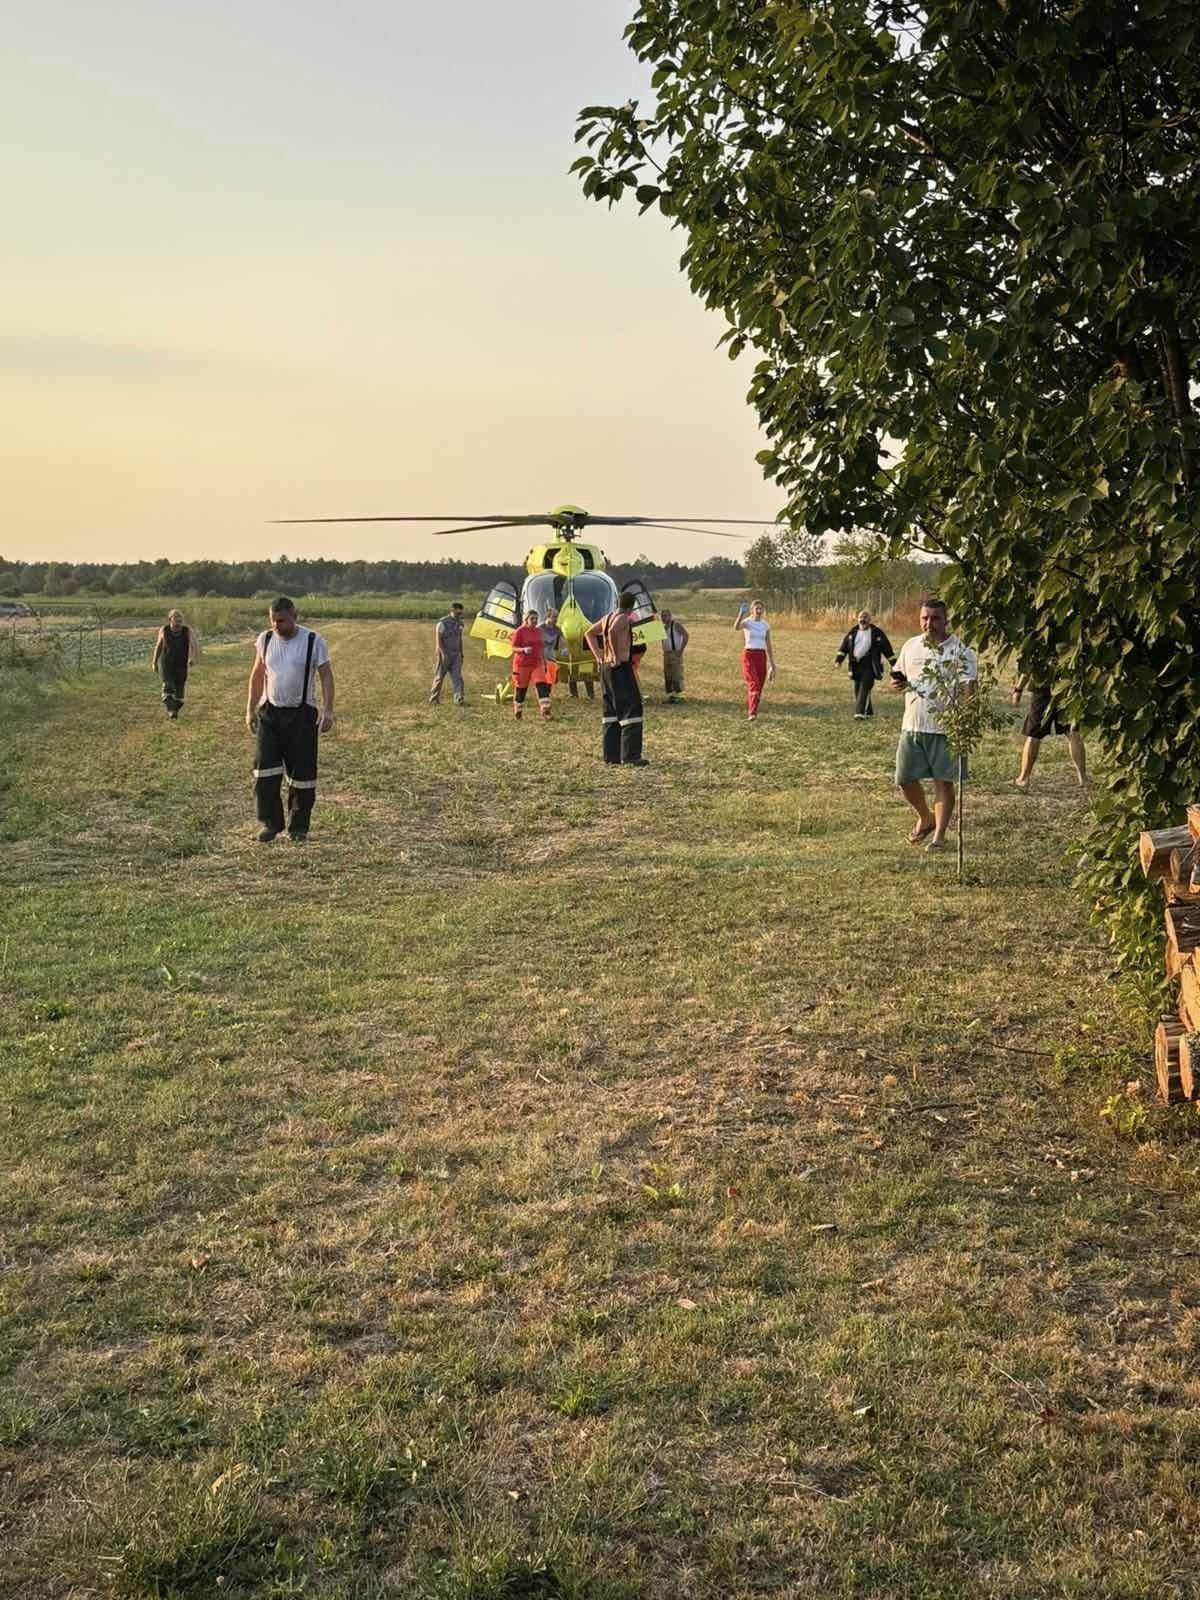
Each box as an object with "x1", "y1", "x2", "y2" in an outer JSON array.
[{"x1": 733, "y1": 600, "x2": 776, "y2": 720}]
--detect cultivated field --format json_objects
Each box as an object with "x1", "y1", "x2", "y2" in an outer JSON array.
[{"x1": 2, "y1": 622, "x2": 1199, "y2": 1599}]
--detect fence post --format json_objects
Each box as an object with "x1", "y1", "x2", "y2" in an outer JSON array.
[
  {"x1": 98, "y1": 616, "x2": 103, "y2": 667},
  {"x1": 77, "y1": 625, "x2": 84, "y2": 672}
]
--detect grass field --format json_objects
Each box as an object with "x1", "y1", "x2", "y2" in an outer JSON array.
[{"x1": 3, "y1": 622, "x2": 1199, "y2": 1599}]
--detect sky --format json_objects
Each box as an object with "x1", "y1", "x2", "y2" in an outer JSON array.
[{"x1": 3, "y1": 0, "x2": 781, "y2": 567}]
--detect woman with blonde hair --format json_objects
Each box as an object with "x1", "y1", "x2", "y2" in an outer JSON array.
[{"x1": 732, "y1": 599, "x2": 776, "y2": 720}]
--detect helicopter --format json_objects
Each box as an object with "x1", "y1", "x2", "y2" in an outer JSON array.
[{"x1": 275, "y1": 504, "x2": 768, "y2": 700}]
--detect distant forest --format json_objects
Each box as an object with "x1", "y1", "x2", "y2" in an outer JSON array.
[{"x1": 0, "y1": 553, "x2": 747, "y2": 600}]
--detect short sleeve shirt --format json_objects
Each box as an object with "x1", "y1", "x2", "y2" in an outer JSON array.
[
  {"x1": 255, "y1": 626, "x2": 329, "y2": 707},
  {"x1": 895, "y1": 633, "x2": 977, "y2": 734}
]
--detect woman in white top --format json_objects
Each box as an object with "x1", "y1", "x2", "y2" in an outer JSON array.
[{"x1": 732, "y1": 599, "x2": 776, "y2": 720}]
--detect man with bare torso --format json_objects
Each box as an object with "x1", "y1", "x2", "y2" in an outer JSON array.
[{"x1": 584, "y1": 593, "x2": 648, "y2": 766}]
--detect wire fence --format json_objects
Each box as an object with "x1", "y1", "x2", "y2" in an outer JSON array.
[{"x1": 3, "y1": 613, "x2": 160, "y2": 676}]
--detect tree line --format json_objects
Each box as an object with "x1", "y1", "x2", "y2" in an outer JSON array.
[{"x1": 0, "y1": 552, "x2": 748, "y2": 601}]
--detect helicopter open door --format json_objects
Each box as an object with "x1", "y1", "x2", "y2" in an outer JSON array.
[
  {"x1": 470, "y1": 579, "x2": 520, "y2": 658},
  {"x1": 620, "y1": 576, "x2": 667, "y2": 649}
]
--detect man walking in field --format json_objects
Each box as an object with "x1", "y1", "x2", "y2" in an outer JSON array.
[
  {"x1": 150, "y1": 609, "x2": 198, "y2": 718},
  {"x1": 835, "y1": 608, "x2": 895, "y2": 719},
  {"x1": 889, "y1": 597, "x2": 976, "y2": 851},
  {"x1": 584, "y1": 592, "x2": 647, "y2": 766},
  {"x1": 660, "y1": 608, "x2": 689, "y2": 702},
  {"x1": 246, "y1": 598, "x2": 335, "y2": 843},
  {"x1": 429, "y1": 601, "x2": 466, "y2": 705}
]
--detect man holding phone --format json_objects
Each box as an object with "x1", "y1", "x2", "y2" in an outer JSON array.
[{"x1": 889, "y1": 597, "x2": 976, "y2": 851}]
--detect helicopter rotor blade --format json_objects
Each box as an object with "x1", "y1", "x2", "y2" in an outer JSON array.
[
  {"x1": 271, "y1": 514, "x2": 550, "y2": 527},
  {"x1": 613, "y1": 521, "x2": 756, "y2": 539},
  {"x1": 583, "y1": 516, "x2": 775, "y2": 526}
]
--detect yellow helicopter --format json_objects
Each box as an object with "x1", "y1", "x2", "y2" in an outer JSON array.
[{"x1": 276, "y1": 503, "x2": 764, "y2": 701}]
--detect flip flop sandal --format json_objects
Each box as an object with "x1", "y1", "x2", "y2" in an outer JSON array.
[{"x1": 907, "y1": 823, "x2": 936, "y2": 844}]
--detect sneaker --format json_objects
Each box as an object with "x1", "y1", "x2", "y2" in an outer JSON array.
[
  {"x1": 289, "y1": 832, "x2": 308, "y2": 845},
  {"x1": 624, "y1": 758, "x2": 650, "y2": 767},
  {"x1": 853, "y1": 713, "x2": 866, "y2": 719},
  {"x1": 257, "y1": 827, "x2": 281, "y2": 843}
]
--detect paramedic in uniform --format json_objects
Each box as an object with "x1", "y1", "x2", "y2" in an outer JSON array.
[
  {"x1": 245, "y1": 597, "x2": 335, "y2": 843},
  {"x1": 584, "y1": 592, "x2": 648, "y2": 766}
]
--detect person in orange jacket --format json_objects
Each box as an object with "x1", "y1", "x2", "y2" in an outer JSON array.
[{"x1": 510, "y1": 609, "x2": 551, "y2": 719}]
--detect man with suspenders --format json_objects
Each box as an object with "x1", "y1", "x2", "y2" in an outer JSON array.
[
  {"x1": 584, "y1": 592, "x2": 648, "y2": 767},
  {"x1": 245, "y1": 597, "x2": 335, "y2": 843}
]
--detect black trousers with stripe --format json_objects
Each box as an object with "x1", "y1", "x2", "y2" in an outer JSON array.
[
  {"x1": 600, "y1": 663, "x2": 643, "y2": 763},
  {"x1": 253, "y1": 703, "x2": 319, "y2": 834},
  {"x1": 160, "y1": 668, "x2": 187, "y2": 713}
]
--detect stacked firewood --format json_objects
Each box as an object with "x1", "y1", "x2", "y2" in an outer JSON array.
[{"x1": 1138, "y1": 815, "x2": 1200, "y2": 1103}]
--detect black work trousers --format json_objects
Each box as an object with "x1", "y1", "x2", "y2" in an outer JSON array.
[
  {"x1": 253, "y1": 703, "x2": 319, "y2": 835},
  {"x1": 851, "y1": 661, "x2": 876, "y2": 716},
  {"x1": 160, "y1": 669, "x2": 187, "y2": 714},
  {"x1": 600, "y1": 662, "x2": 643, "y2": 763}
]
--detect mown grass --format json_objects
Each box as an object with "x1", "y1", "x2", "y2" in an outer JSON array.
[{"x1": 2, "y1": 622, "x2": 1200, "y2": 1599}]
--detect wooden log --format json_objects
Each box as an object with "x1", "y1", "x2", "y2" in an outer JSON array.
[
  {"x1": 1165, "y1": 905, "x2": 1200, "y2": 975},
  {"x1": 1168, "y1": 842, "x2": 1200, "y2": 883},
  {"x1": 1155, "y1": 1017, "x2": 1185, "y2": 1103},
  {"x1": 1140, "y1": 825, "x2": 1192, "y2": 879},
  {"x1": 1162, "y1": 875, "x2": 1200, "y2": 907},
  {"x1": 1181, "y1": 958, "x2": 1200, "y2": 1033},
  {"x1": 1180, "y1": 1031, "x2": 1200, "y2": 1100},
  {"x1": 1189, "y1": 805, "x2": 1200, "y2": 842}
]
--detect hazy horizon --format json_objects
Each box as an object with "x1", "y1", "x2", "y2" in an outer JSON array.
[{"x1": 5, "y1": 1, "x2": 780, "y2": 569}]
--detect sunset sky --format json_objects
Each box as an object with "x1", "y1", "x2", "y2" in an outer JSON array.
[{"x1": 5, "y1": 0, "x2": 781, "y2": 567}]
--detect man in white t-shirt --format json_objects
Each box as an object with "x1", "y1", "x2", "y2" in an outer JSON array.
[
  {"x1": 245, "y1": 597, "x2": 335, "y2": 843},
  {"x1": 888, "y1": 597, "x2": 976, "y2": 852}
]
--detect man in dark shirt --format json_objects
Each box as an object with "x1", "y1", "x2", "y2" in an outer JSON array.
[
  {"x1": 834, "y1": 609, "x2": 896, "y2": 719},
  {"x1": 150, "y1": 609, "x2": 198, "y2": 719},
  {"x1": 584, "y1": 593, "x2": 648, "y2": 766},
  {"x1": 429, "y1": 602, "x2": 466, "y2": 705}
]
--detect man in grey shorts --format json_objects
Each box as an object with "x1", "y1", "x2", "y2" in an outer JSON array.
[{"x1": 889, "y1": 597, "x2": 977, "y2": 851}]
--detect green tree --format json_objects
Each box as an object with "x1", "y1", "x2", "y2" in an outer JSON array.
[
  {"x1": 43, "y1": 563, "x2": 78, "y2": 597},
  {"x1": 575, "y1": 1, "x2": 1200, "y2": 970},
  {"x1": 742, "y1": 527, "x2": 823, "y2": 602}
]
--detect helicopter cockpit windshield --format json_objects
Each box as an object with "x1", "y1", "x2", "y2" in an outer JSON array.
[{"x1": 522, "y1": 570, "x2": 618, "y2": 622}]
